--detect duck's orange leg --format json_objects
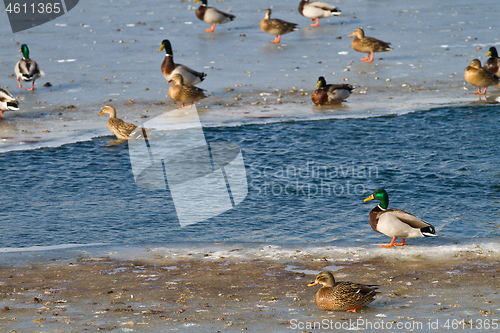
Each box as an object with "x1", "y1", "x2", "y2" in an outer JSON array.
[
  {"x1": 310, "y1": 18, "x2": 320, "y2": 27},
  {"x1": 473, "y1": 87, "x2": 487, "y2": 95},
  {"x1": 381, "y1": 237, "x2": 396, "y2": 248},
  {"x1": 27, "y1": 80, "x2": 36, "y2": 91},
  {"x1": 17, "y1": 77, "x2": 23, "y2": 89},
  {"x1": 270, "y1": 35, "x2": 281, "y2": 43},
  {"x1": 395, "y1": 238, "x2": 406, "y2": 246},
  {"x1": 205, "y1": 24, "x2": 216, "y2": 32},
  {"x1": 347, "y1": 306, "x2": 362, "y2": 313},
  {"x1": 360, "y1": 53, "x2": 371, "y2": 62},
  {"x1": 367, "y1": 52, "x2": 375, "y2": 62}
]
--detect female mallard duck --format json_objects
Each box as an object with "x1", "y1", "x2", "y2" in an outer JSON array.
[
  {"x1": 98, "y1": 105, "x2": 138, "y2": 140},
  {"x1": 484, "y1": 47, "x2": 500, "y2": 76},
  {"x1": 158, "y1": 39, "x2": 206, "y2": 86},
  {"x1": 464, "y1": 59, "x2": 500, "y2": 95},
  {"x1": 308, "y1": 271, "x2": 378, "y2": 312},
  {"x1": 312, "y1": 76, "x2": 353, "y2": 105},
  {"x1": 364, "y1": 189, "x2": 437, "y2": 248},
  {"x1": 259, "y1": 9, "x2": 298, "y2": 44},
  {"x1": 348, "y1": 28, "x2": 392, "y2": 63},
  {"x1": 298, "y1": 0, "x2": 341, "y2": 27},
  {"x1": 0, "y1": 88, "x2": 19, "y2": 118},
  {"x1": 194, "y1": 0, "x2": 235, "y2": 32},
  {"x1": 15, "y1": 44, "x2": 42, "y2": 91},
  {"x1": 167, "y1": 74, "x2": 206, "y2": 109}
]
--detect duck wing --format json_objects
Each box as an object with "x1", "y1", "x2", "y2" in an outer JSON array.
[{"x1": 381, "y1": 208, "x2": 433, "y2": 229}]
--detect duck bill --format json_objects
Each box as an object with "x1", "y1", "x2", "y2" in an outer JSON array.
[
  {"x1": 348, "y1": 32, "x2": 355, "y2": 37},
  {"x1": 316, "y1": 81, "x2": 321, "y2": 88},
  {"x1": 363, "y1": 194, "x2": 375, "y2": 202},
  {"x1": 98, "y1": 110, "x2": 105, "y2": 115},
  {"x1": 307, "y1": 281, "x2": 319, "y2": 287},
  {"x1": 486, "y1": 51, "x2": 492, "y2": 57},
  {"x1": 158, "y1": 44, "x2": 165, "y2": 52}
]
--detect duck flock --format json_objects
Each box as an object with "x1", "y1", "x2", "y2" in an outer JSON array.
[{"x1": 2, "y1": 0, "x2": 499, "y2": 122}]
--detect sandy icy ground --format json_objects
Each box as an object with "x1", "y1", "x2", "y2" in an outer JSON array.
[{"x1": 0, "y1": 245, "x2": 499, "y2": 332}]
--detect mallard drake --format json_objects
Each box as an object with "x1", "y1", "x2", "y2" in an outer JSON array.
[
  {"x1": 464, "y1": 59, "x2": 500, "y2": 95},
  {"x1": 259, "y1": 9, "x2": 298, "y2": 44},
  {"x1": 484, "y1": 47, "x2": 500, "y2": 76},
  {"x1": 158, "y1": 39, "x2": 206, "y2": 86},
  {"x1": 308, "y1": 271, "x2": 378, "y2": 312},
  {"x1": 167, "y1": 74, "x2": 206, "y2": 109},
  {"x1": 194, "y1": 0, "x2": 235, "y2": 32},
  {"x1": 0, "y1": 88, "x2": 19, "y2": 118},
  {"x1": 298, "y1": 0, "x2": 341, "y2": 27},
  {"x1": 312, "y1": 76, "x2": 353, "y2": 105},
  {"x1": 98, "y1": 105, "x2": 138, "y2": 140},
  {"x1": 15, "y1": 44, "x2": 42, "y2": 91},
  {"x1": 363, "y1": 189, "x2": 437, "y2": 248},
  {"x1": 348, "y1": 28, "x2": 392, "y2": 63}
]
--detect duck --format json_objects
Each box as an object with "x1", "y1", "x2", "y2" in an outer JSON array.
[
  {"x1": 298, "y1": 0, "x2": 341, "y2": 27},
  {"x1": 98, "y1": 105, "x2": 138, "y2": 140},
  {"x1": 259, "y1": 9, "x2": 299, "y2": 44},
  {"x1": 348, "y1": 28, "x2": 392, "y2": 63},
  {"x1": 167, "y1": 74, "x2": 207, "y2": 109},
  {"x1": 158, "y1": 39, "x2": 206, "y2": 86},
  {"x1": 194, "y1": 0, "x2": 235, "y2": 32},
  {"x1": 484, "y1": 47, "x2": 500, "y2": 76},
  {"x1": 308, "y1": 271, "x2": 378, "y2": 312},
  {"x1": 0, "y1": 88, "x2": 19, "y2": 118},
  {"x1": 464, "y1": 59, "x2": 500, "y2": 95},
  {"x1": 312, "y1": 76, "x2": 353, "y2": 105},
  {"x1": 363, "y1": 189, "x2": 437, "y2": 248},
  {"x1": 15, "y1": 44, "x2": 42, "y2": 91}
]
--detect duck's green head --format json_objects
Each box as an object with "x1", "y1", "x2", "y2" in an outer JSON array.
[
  {"x1": 486, "y1": 46, "x2": 498, "y2": 58},
  {"x1": 316, "y1": 76, "x2": 327, "y2": 88},
  {"x1": 364, "y1": 188, "x2": 389, "y2": 209},
  {"x1": 158, "y1": 39, "x2": 173, "y2": 55},
  {"x1": 19, "y1": 44, "x2": 29, "y2": 59},
  {"x1": 194, "y1": 0, "x2": 207, "y2": 5}
]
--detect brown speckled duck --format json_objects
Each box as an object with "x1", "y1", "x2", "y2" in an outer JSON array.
[
  {"x1": 194, "y1": 0, "x2": 235, "y2": 32},
  {"x1": 0, "y1": 88, "x2": 19, "y2": 118},
  {"x1": 98, "y1": 105, "x2": 138, "y2": 140},
  {"x1": 484, "y1": 47, "x2": 500, "y2": 76},
  {"x1": 167, "y1": 74, "x2": 207, "y2": 109},
  {"x1": 308, "y1": 271, "x2": 379, "y2": 312},
  {"x1": 312, "y1": 76, "x2": 353, "y2": 105},
  {"x1": 464, "y1": 59, "x2": 500, "y2": 95},
  {"x1": 260, "y1": 9, "x2": 298, "y2": 44},
  {"x1": 158, "y1": 40, "x2": 206, "y2": 86},
  {"x1": 348, "y1": 28, "x2": 392, "y2": 63},
  {"x1": 364, "y1": 189, "x2": 437, "y2": 248}
]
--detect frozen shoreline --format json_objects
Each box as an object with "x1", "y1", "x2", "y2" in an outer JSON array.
[{"x1": 0, "y1": 242, "x2": 498, "y2": 332}]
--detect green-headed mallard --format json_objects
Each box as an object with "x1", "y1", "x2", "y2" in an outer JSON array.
[
  {"x1": 158, "y1": 39, "x2": 206, "y2": 86},
  {"x1": 364, "y1": 189, "x2": 437, "y2": 248},
  {"x1": 348, "y1": 28, "x2": 392, "y2": 63},
  {"x1": 194, "y1": 0, "x2": 235, "y2": 32},
  {"x1": 312, "y1": 76, "x2": 353, "y2": 105},
  {"x1": 259, "y1": 9, "x2": 298, "y2": 44},
  {"x1": 298, "y1": 0, "x2": 341, "y2": 27},
  {"x1": 0, "y1": 88, "x2": 19, "y2": 118},
  {"x1": 98, "y1": 105, "x2": 138, "y2": 140},
  {"x1": 167, "y1": 74, "x2": 207, "y2": 109},
  {"x1": 484, "y1": 47, "x2": 500, "y2": 76},
  {"x1": 464, "y1": 59, "x2": 500, "y2": 95},
  {"x1": 308, "y1": 271, "x2": 378, "y2": 312},
  {"x1": 15, "y1": 44, "x2": 42, "y2": 91}
]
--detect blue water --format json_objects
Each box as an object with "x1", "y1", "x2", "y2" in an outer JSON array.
[{"x1": 0, "y1": 104, "x2": 498, "y2": 248}]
